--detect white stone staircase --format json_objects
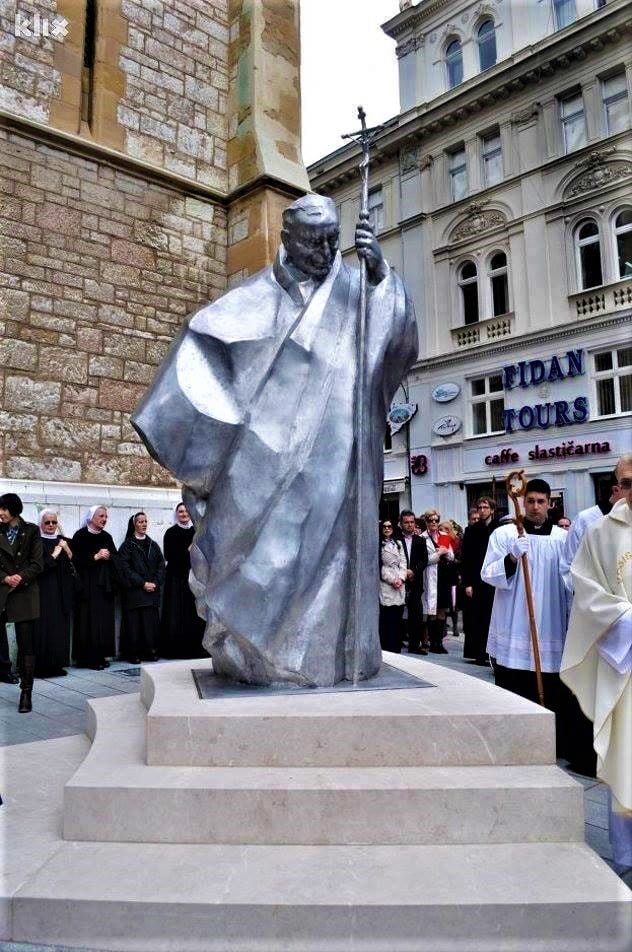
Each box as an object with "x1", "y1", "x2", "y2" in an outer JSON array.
[{"x1": 9, "y1": 655, "x2": 632, "y2": 951}]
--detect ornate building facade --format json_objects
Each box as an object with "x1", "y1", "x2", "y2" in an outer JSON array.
[
  {"x1": 0, "y1": 0, "x2": 308, "y2": 541},
  {"x1": 309, "y1": 0, "x2": 631, "y2": 521}
]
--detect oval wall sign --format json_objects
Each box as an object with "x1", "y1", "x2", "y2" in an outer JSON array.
[
  {"x1": 432, "y1": 382, "x2": 460, "y2": 403},
  {"x1": 387, "y1": 402, "x2": 418, "y2": 435},
  {"x1": 432, "y1": 415, "x2": 462, "y2": 437}
]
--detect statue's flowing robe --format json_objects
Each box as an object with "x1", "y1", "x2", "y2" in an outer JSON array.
[
  {"x1": 132, "y1": 251, "x2": 417, "y2": 686},
  {"x1": 561, "y1": 499, "x2": 631, "y2": 814}
]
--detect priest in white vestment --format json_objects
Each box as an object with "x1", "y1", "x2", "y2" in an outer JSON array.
[
  {"x1": 561, "y1": 455, "x2": 632, "y2": 866},
  {"x1": 481, "y1": 478, "x2": 573, "y2": 755},
  {"x1": 560, "y1": 471, "x2": 622, "y2": 594}
]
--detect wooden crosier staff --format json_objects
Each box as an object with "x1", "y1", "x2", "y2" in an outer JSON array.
[
  {"x1": 341, "y1": 107, "x2": 384, "y2": 681},
  {"x1": 505, "y1": 470, "x2": 545, "y2": 707}
]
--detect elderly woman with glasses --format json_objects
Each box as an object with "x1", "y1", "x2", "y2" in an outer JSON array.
[
  {"x1": 421, "y1": 508, "x2": 455, "y2": 653},
  {"x1": 378, "y1": 519, "x2": 408, "y2": 654},
  {"x1": 32, "y1": 511, "x2": 74, "y2": 678}
]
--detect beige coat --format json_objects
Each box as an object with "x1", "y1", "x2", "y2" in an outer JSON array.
[{"x1": 379, "y1": 540, "x2": 407, "y2": 607}]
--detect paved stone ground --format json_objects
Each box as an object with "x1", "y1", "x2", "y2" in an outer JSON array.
[{"x1": 1, "y1": 630, "x2": 629, "y2": 952}]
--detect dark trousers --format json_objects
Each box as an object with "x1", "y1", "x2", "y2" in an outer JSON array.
[
  {"x1": 379, "y1": 604, "x2": 404, "y2": 654},
  {"x1": 0, "y1": 613, "x2": 35, "y2": 674},
  {"x1": 405, "y1": 593, "x2": 424, "y2": 651},
  {"x1": 494, "y1": 662, "x2": 596, "y2": 772}
]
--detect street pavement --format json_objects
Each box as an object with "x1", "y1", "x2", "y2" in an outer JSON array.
[{"x1": 0, "y1": 627, "x2": 629, "y2": 952}]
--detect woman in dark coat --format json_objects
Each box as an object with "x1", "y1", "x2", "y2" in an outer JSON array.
[
  {"x1": 160, "y1": 502, "x2": 207, "y2": 659},
  {"x1": 71, "y1": 505, "x2": 119, "y2": 670},
  {"x1": 0, "y1": 492, "x2": 44, "y2": 711},
  {"x1": 118, "y1": 512, "x2": 165, "y2": 663},
  {"x1": 32, "y1": 510, "x2": 74, "y2": 678},
  {"x1": 460, "y1": 496, "x2": 500, "y2": 665}
]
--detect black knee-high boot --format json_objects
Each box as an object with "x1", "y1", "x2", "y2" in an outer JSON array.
[
  {"x1": 429, "y1": 619, "x2": 448, "y2": 654},
  {"x1": 18, "y1": 655, "x2": 35, "y2": 713}
]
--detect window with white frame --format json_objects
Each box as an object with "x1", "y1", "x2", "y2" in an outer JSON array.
[
  {"x1": 449, "y1": 147, "x2": 467, "y2": 201},
  {"x1": 368, "y1": 188, "x2": 384, "y2": 233},
  {"x1": 481, "y1": 131, "x2": 502, "y2": 187},
  {"x1": 593, "y1": 347, "x2": 632, "y2": 417},
  {"x1": 560, "y1": 92, "x2": 586, "y2": 153},
  {"x1": 575, "y1": 220, "x2": 603, "y2": 290},
  {"x1": 458, "y1": 260, "x2": 479, "y2": 324},
  {"x1": 601, "y1": 72, "x2": 629, "y2": 136},
  {"x1": 445, "y1": 40, "x2": 463, "y2": 89},
  {"x1": 553, "y1": 0, "x2": 576, "y2": 29},
  {"x1": 488, "y1": 252, "x2": 509, "y2": 315},
  {"x1": 477, "y1": 20, "x2": 497, "y2": 71},
  {"x1": 470, "y1": 374, "x2": 505, "y2": 436},
  {"x1": 614, "y1": 209, "x2": 632, "y2": 278}
]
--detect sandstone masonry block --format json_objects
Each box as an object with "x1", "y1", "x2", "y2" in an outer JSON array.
[
  {"x1": 39, "y1": 418, "x2": 101, "y2": 451},
  {"x1": 89, "y1": 355, "x2": 125, "y2": 378},
  {"x1": 6, "y1": 455, "x2": 82, "y2": 482},
  {"x1": 39, "y1": 347, "x2": 88, "y2": 385},
  {"x1": 0, "y1": 338, "x2": 38, "y2": 370},
  {"x1": 5, "y1": 376, "x2": 61, "y2": 414}
]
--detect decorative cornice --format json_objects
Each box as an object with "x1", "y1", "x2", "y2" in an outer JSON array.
[
  {"x1": 410, "y1": 312, "x2": 631, "y2": 377},
  {"x1": 396, "y1": 34, "x2": 424, "y2": 58},
  {"x1": 383, "y1": 1, "x2": 449, "y2": 39}
]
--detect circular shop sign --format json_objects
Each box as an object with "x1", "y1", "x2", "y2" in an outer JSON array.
[
  {"x1": 432, "y1": 415, "x2": 462, "y2": 437},
  {"x1": 432, "y1": 382, "x2": 461, "y2": 403}
]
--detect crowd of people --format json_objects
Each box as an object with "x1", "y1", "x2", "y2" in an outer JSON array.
[
  {"x1": 0, "y1": 495, "x2": 206, "y2": 713},
  {"x1": 379, "y1": 454, "x2": 631, "y2": 866}
]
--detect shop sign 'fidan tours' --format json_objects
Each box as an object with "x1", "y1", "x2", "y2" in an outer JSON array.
[{"x1": 501, "y1": 348, "x2": 587, "y2": 433}]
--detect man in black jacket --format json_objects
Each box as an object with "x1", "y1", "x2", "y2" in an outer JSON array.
[
  {"x1": 397, "y1": 510, "x2": 429, "y2": 655},
  {"x1": 0, "y1": 493, "x2": 44, "y2": 711},
  {"x1": 460, "y1": 496, "x2": 499, "y2": 665}
]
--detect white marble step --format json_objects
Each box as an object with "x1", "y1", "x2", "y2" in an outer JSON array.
[
  {"x1": 141, "y1": 655, "x2": 556, "y2": 766},
  {"x1": 63, "y1": 694, "x2": 583, "y2": 845},
  {"x1": 13, "y1": 840, "x2": 631, "y2": 951}
]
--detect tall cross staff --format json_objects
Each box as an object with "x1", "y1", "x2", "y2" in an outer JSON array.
[
  {"x1": 341, "y1": 107, "x2": 384, "y2": 682},
  {"x1": 506, "y1": 470, "x2": 545, "y2": 707}
]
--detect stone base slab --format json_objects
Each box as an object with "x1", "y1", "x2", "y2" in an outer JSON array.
[
  {"x1": 63, "y1": 695, "x2": 583, "y2": 845},
  {"x1": 141, "y1": 654, "x2": 556, "y2": 767},
  {"x1": 12, "y1": 841, "x2": 632, "y2": 951}
]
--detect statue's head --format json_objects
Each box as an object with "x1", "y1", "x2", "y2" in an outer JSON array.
[{"x1": 281, "y1": 194, "x2": 339, "y2": 281}]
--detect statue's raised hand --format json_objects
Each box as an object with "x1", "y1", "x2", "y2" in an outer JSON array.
[{"x1": 355, "y1": 213, "x2": 388, "y2": 285}]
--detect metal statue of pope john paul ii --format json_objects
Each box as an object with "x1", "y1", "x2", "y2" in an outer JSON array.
[{"x1": 132, "y1": 193, "x2": 418, "y2": 687}]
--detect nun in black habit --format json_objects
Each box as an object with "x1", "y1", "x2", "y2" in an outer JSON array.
[
  {"x1": 118, "y1": 512, "x2": 165, "y2": 663},
  {"x1": 32, "y1": 510, "x2": 74, "y2": 677},
  {"x1": 160, "y1": 502, "x2": 207, "y2": 659},
  {"x1": 71, "y1": 505, "x2": 119, "y2": 670}
]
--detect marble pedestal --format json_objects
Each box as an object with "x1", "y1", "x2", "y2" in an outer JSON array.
[{"x1": 3, "y1": 654, "x2": 631, "y2": 951}]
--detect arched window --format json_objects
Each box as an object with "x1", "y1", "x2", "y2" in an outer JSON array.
[
  {"x1": 445, "y1": 40, "x2": 463, "y2": 89},
  {"x1": 488, "y1": 252, "x2": 509, "y2": 316},
  {"x1": 575, "y1": 220, "x2": 603, "y2": 290},
  {"x1": 477, "y1": 20, "x2": 497, "y2": 71},
  {"x1": 614, "y1": 210, "x2": 632, "y2": 279},
  {"x1": 459, "y1": 261, "x2": 479, "y2": 324}
]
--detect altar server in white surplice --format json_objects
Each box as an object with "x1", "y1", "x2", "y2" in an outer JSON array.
[
  {"x1": 481, "y1": 478, "x2": 572, "y2": 755},
  {"x1": 561, "y1": 455, "x2": 632, "y2": 867}
]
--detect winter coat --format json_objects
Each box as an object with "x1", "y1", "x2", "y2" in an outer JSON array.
[
  {"x1": 421, "y1": 530, "x2": 455, "y2": 616},
  {"x1": 118, "y1": 535, "x2": 166, "y2": 610},
  {"x1": 379, "y1": 539, "x2": 407, "y2": 607},
  {"x1": 0, "y1": 518, "x2": 44, "y2": 622}
]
